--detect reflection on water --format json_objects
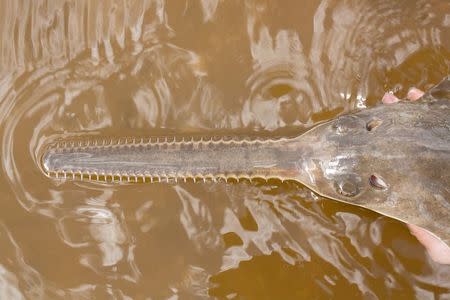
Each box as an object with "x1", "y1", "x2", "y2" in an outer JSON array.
[{"x1": 0, "y1": 0, "x2": 449, "y2": 298}]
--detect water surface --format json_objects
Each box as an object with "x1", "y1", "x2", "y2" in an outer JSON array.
[{"x1": 0, "y1": 0, "x2": 449, "y2": 298}]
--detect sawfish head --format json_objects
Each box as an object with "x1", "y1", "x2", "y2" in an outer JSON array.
[{"x1": 293, "y1": 77, "x2": 450, "y2": 245}]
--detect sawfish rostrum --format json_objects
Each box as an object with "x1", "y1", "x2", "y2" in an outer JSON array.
[{"x1": 41, "y1": 77, "x2": 450, "y2": 246}]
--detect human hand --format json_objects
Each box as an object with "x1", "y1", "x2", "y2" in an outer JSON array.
[{"x1": 381, "y1": 87, "x2": 450, "y2": 265}]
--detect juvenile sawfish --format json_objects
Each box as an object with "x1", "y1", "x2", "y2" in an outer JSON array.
[{"x1": 41, "y1": 77, "x2": 450, "y2": 246}]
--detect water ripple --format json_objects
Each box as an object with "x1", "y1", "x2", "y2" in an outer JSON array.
[{"x1": 0, "y1": 0, "x2": 449, "y2": 298}]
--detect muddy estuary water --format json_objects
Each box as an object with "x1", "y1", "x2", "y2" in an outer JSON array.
[{"x1": 0, "y1": 0, "x2": 450, "y2": 299}]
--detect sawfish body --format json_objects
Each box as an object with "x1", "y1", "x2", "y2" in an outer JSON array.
[{"x1": 41, "y1": 77, "x2": 450, "y2": 246}]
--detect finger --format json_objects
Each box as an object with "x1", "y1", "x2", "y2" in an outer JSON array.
[
  {"x1": 382, "y1": 92, "x2": 400, "y2": 104},
  {"x1": 406, "y1": 87, "x2": 425, "y2": 101},
  {"x1": 407, "y1": 224, "x2": 450, "y2": 264}
]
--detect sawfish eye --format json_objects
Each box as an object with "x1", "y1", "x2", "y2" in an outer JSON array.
[
  {"x1": 334, "y1": 180, "x2": 360, "y2": 197},
  {"x1": 332, "y1": 116, "x2": 363, "y2": 135}
]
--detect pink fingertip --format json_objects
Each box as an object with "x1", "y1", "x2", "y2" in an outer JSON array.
[
  {"x1": 408, "y1": 224, "x2": 450, "y2": 265},
  {"x1": 407, "y1": 87, "x2": 425, "y2": 101},
  {"x1": 382, "y1": 92, "x2": 399, "y2": 104}
]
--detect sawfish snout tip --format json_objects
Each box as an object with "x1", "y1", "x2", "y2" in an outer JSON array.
[
  {"x1": 40, "y1": 145, "x2": 67, "y2": 175},
  {"x1": 40, "y1": 148, "x2": 55, "y2": 174}
]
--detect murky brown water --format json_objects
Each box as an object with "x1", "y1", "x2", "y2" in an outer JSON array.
[{"x1": 0, "y1": 0, "x2": 450, "y2": 299}]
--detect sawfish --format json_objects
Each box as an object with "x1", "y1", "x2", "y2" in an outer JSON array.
[{"x1": 41, "y1": 77, "x2": 450, "y2": 246}]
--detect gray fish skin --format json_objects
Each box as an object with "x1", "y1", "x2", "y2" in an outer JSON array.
[
  {"x1": 41, "y1": 77, "x2": 450, "y2": 245},
  {"x1": 292, "y1": 77, "x2": 450, "y2": 245}
]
